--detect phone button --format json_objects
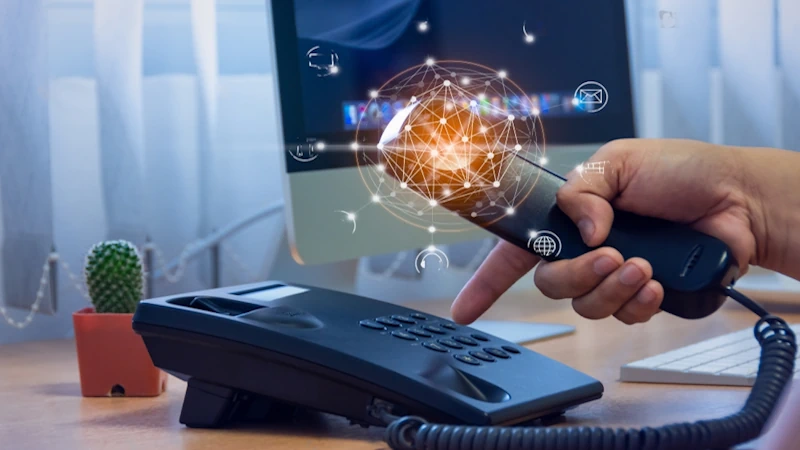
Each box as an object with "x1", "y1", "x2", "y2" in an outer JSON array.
[
  {"x1": 454, "y1": 336, "x2": 479, "y2": 346},
  {"x1": 359, "y1": 320, "x2": 386, "y2": 330},
  {"x1": 391, "y1": 330, "x2": 417, "y2": 341},
  {"x1": 502, "y1": 345, "x2": 521, "y2": 354},
  {"x1": 471, "y1": 334, "x2": 490, "y2": 342},
  {"x1": 484, "y1": 348, "x2": 510, "y2": 359},
  {"x1": 411, "y1": 313, "x2": 428, "y2": 320},
  {"x1": 391, "y1": 315, "x2": 416, "y2": 324},
  {"x1": 407, "y1": 328, "x2": 432, "y2": 337},
  {"x1": 438, "y1": 339, "x2": 463, "y2": 349},
  {"x1": 469, "y1": 351, "x2": 496, "y2": 362},
  {"x1": 423, "y1": 342, "x2": 449, "y2": 352},
  {"x1": 440, "y1": 323, "x2": 457, "y2": 330},
  {"x1": 423, "y1": 325, "x2": 447, "y2": 334},
  {"x1": 375, "y1": 317, "x2": 402, "y2": 327},
  {"x1": 454, "y1": 354, "x2": 482, "y2": 366}
]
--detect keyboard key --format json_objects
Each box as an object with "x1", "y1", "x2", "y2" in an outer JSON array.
[
  {"x1": 423, "y1": 342, "x2": 449, "y2": 352},
  {"x1": 359, "y1": 320, "x2": 386, "y2": 330},
  {"x1": 454, "y1": 354, "x2": 482, "y2": 365}
]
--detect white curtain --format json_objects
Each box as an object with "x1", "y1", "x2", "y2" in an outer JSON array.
[{"x1": 0, "y1": 0, "x2": 285, "y2": 344}]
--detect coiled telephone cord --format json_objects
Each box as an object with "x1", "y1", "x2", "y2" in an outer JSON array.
[{"x1": 382, "y1": 286, "x2": 796, "y2": 450}]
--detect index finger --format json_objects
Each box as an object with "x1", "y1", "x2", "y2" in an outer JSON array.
[{"x1": 451, "y1": 240, "x2": 540, "y2": 324}]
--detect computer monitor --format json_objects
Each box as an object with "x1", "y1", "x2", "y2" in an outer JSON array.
[{"x1": 266, "y1": 0, "x2": 635, "y2": 266}]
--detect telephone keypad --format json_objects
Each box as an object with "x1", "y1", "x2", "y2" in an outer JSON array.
[{"x1": 360, "y1": 315, "x2": 519, "y2": 364}]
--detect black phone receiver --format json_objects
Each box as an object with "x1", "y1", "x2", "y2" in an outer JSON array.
[{"x1": 439, "y1": 155, "x2": 740, "y2": 319}]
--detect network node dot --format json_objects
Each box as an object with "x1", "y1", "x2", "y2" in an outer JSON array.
[
  {"x1": 429, "y1": 199, "x2": 437, "y2": 206},
  {"x1": 479, "y1": 126, "x2": 487, "y2": 133},
  {"x1": 440, "y1": 118, "x2": 447, "y2": 124},
  {"x1": 508, "y1": 114, "x2": 515, "y2": 121},
  {"x1": 514, "y1": 144, "x2": 522, "y2": 151},
  {"x1": 346, "y1": 213, "x2": 355, "y2": 221},
  {"x1": 426, "y1": 57, "x2": 435, "y2": 66},
  {"x1": 462, "y1": 136, "x2": 469, "y2": 143},
  {"x1": 428, "y1": 226, "x2": 436, "y2": 233},
  {"x1": 572, "y1": 97, "x2": 580, "y2": 105},
  {"x1": 506, "y1": 207, "x2": 515, "y2": 215},
  {"x1": 372, "y1": 195, "x2": 380, "y2": 202},
  {"x1": 410, "y1": 96, "x2": 417, "y2": 102},
  {"x1": 471, "y1": 212, "x2": 477, "y2": 217},
  {"x1": 350, "y1": 142, "x2": 359, "y2": 150},
  {"x1": 487, "y1": 153, "x2": 494, "y2": 159},
  {"x1": 539, "y1": 157, "x2": 548, "y2": 165},
  {"x1": 485, "y1": 81, "x2": 491, "y2": 86},
  {"x1": 493, "y1": 181, "x2": 500, "y2": 187},
  {"x1": 525, "y1": 34, "x2": 535, "y2": 43},
  {"x1": 316, "y1": 142, "x2": 325, "y2": 150},
  {"x1": 498, "y1": 70, "x2": 507, "y2": 78},
  {"x1": 461, "y1": 77, "x2": 470, "y2": 85},
  {"x1": 376, "y1": 143, "x2": 384, "y2": 150},
  {"x1": 529, "y1": 230, "x2": 537, "y2": 238},
  {"x1": 427, "y1": 245, "x2": 436, "y2": 252},
  {"x1": 464, "y1": 182, "x2": 471, "y2": 188},
  {"x1": 532, "y1": 108, "x2": 540, "y2": 115},
  {"x1": 405, "y1": 125, "x2": 412, "y2": 131},
  {"x1": 443, "y1": 80, "x2": 451, "y2": 87},
  {"x1": 470, "y1": 100, "x2": 477, "y2": 107},
  {"x1": 377, "y1": 164, "x2": 385, "y2": 172},
  {"x1": 400, "y1": 182, "x2": 408, "y2": 189},
  {"x1": 431, "y1": 150, "x2": 439, "y2": 157},
  {"x1": 443, "y1": 189, "x2": 451, "y2": 196},
  {"x1": 369, "y1": 90, "x2": 378, "y2": 98}
]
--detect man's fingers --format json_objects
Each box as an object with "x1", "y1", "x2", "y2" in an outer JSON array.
[
  {"x1": 613, "y1": 280, "x2": 664, "y2": 324},
  {"x1": 534, "y1": 247, "x2": 624, "y2": 299},
  {"x1": 571, "y1": 257, "x2": 653, "y2": 320},
  {"x1": 451, "y1": 240, "x2": 540, "y2": 324}
]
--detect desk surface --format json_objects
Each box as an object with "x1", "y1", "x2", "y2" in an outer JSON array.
[{"x1": 1, "y1": 291, "x2": 797, "y2": 450}]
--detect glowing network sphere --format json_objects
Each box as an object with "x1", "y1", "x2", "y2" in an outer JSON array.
[{"x1": 355, "y1": 60, "x2": 546, "y2": 232}]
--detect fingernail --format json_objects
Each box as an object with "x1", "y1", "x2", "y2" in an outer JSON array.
[
  {"x1": 593, "y1": 256, "x2": 617, "y2": 276},
  {"x1": 578, "y1": 219, "x2": 594, "y2": 242},
  {"x1": 637, "y1": 287, "x2": 657, "y2": 305},
  {"x1": 619, "y1": 264, "x2": 644, "y2": 285}
]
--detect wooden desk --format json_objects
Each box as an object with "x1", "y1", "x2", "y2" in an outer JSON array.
[{"x1": 1, "y1": 291, "x2": 797, "y2": 450}]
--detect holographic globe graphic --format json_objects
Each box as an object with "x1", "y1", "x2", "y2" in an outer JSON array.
[{"x1": 355, "y1": 60, "x2": 546, "y2": 233}]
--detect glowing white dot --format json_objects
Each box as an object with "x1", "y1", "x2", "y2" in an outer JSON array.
[
  {"x1": 369, "y1": 90, "x2": 378, "y2": 98},
  {"x1": 410, "y1": 96, "x2": 417, "y2": 103},
  {"x1": 498, "y1": 70, "x2": 507, "y2": 78},
  {"x1": 443, "y1": 80, "x2": 451, "y2": 87},
  {"x1": 478, "y1": 93, "x2": 486, "y2": 100},
  {"x1": 485, "y1": 81, "x2": 491, "y2": 86},
  {"x1": 376, "y1": 144, "x2": 384, "y2": 151},
  {"x1": 400, "y1": 182, "x2": 408, "y2": 189},
  {"x1": 470, "y1": 100, "x2": 477, "y2": 107},
  {"x1": 443, "y1": 189, "x2": 451, "y2": 196},
  {"x1": 329, "y1": 66, "x2": 340, "y2": 74},
  {"x1": 572, "y1": 97, "x2": 580, "y2": 106},
  {"x1": 418, "y1": 210, "x2": 424, "y2": 216},
  {"x1": 428, "y1": 226, "x2": 436, "y2": 233},
  {"x1": 479, "y1": 126, "x2": 487, "y2": 133},
  {"x1": 471, "y1": 212, "x2": 477, "y2": 217},
  {"x1": 377, "y1": 164, "x2": 385, "y2": 172},
  {"x1": 490, "y1": 201, "x2": 496, "y2": 206},
  {"x1": 514, "y1": 144, "x2": 522, "y2": 151},
  {"x1": 350, "y1": 142, "x2": 359, "y2": 150},
  {"x1": 426, "y1": 57, "x2": 435, "y2": 66},
  {"x1": 493, "y1": 181, "x2": 500, "y2": 187},
  {"x1": 461, "y1": 136, "x2": 469, "y2": 143},
  {"x1": 529, "y1": 230, "x2": 537, "y2": 238},
  {"x1": 525, "y1": 34, "x2": 535, "y2": 43},
  {"x1": 532, "y1": 108, "x2": 541, "y2": 115},
  {"x1": 429, "y1": 199, "x2": 438, "y2": 206},
  {"x1": 539, "y1": 157, "x2": 548, "y2": 165},
  {"x1": 431, "y1": 150, "x2": 439, "y2": 157},
  {"x1": 372, "y1": 195, "x2": 380, "y2": 202},
  {"x1": 445, "y1": 102, "x2": 454, "y2": 110},
  {"x1": 440, "y1": 118, "x2": 447, "y2": 124},
  {"x1": 464, "y1": 182, "x2": 471, "y2": 188},
  {"x1": 418, "y1": 21, "x2": 428, "y2": 32},
  {"x1": 346, "y1": 213, "x2": 355, "y2": 221},
  {"x1": 461, "y1": 77, "x2": 470, "y2": 85},
  {"x1": 506, "y1": 207, "x2": 515, "y2": 215},
  {"x1": 576, "y1": 164, "x2": 584, "y2": 173},
  {"x1": 487, "y1": 153, "x2": 494, "y2": 159},
  {"x1": 427, "y1": 245, "x2": 436, "y2": 252},
  {"x1": 405, "y1": 125, "x2": 412, "y2": 131},
  {"x1": 508, "y1": 114, "x2": 515, "y2": 121}
]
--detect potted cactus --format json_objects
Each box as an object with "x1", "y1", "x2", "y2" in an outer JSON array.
[{"x1": 72, "y1": 240, "x2": 167, "y2": 397}]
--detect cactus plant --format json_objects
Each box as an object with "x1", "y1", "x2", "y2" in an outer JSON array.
[{"x1": 84, "y1": 240, "x2": 144, "y2": 314}]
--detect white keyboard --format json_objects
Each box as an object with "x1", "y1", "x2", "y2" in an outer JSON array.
[{"x1": 620, "y1": 324, "x2": 800, "y2": 386}]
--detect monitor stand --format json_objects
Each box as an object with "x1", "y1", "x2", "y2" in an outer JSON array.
[{"x1": 468, "y1": 320, "x2": 574, "y2": 345}]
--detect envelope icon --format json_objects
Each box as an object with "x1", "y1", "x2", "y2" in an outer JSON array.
[{"x1": 579, "y1": 89, "x2": 603, "y2": 104}]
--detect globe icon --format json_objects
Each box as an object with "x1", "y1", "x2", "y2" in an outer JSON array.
[{"x1": 533, "y1": 235, "x2": 557, "y2": 256}]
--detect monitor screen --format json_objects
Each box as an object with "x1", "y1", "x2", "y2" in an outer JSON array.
[{"x1": 271, "y1": 0, "x2": 634, "y2": 173}]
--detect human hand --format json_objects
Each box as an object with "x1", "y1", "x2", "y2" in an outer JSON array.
[{"x1": 451, "y1": 138, "x2": 763, "y2": 325}]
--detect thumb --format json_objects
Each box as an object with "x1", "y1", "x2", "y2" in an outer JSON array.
[{"x1": 555, "y1": 145, "x2": 630, "y2": 247}]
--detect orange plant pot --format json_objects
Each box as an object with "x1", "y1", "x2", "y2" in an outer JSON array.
[{"x1": 73, "y1": 307, "x2": 167, "y2": 397}]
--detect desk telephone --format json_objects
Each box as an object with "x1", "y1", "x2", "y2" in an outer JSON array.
[{"x1": 134, "y1": 144, "x2": 795, "y2": 450}]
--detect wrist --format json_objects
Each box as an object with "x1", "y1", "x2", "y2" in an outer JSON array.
[{"x1": 734, "y1": 146, "x2": 800, "y2": 279}]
